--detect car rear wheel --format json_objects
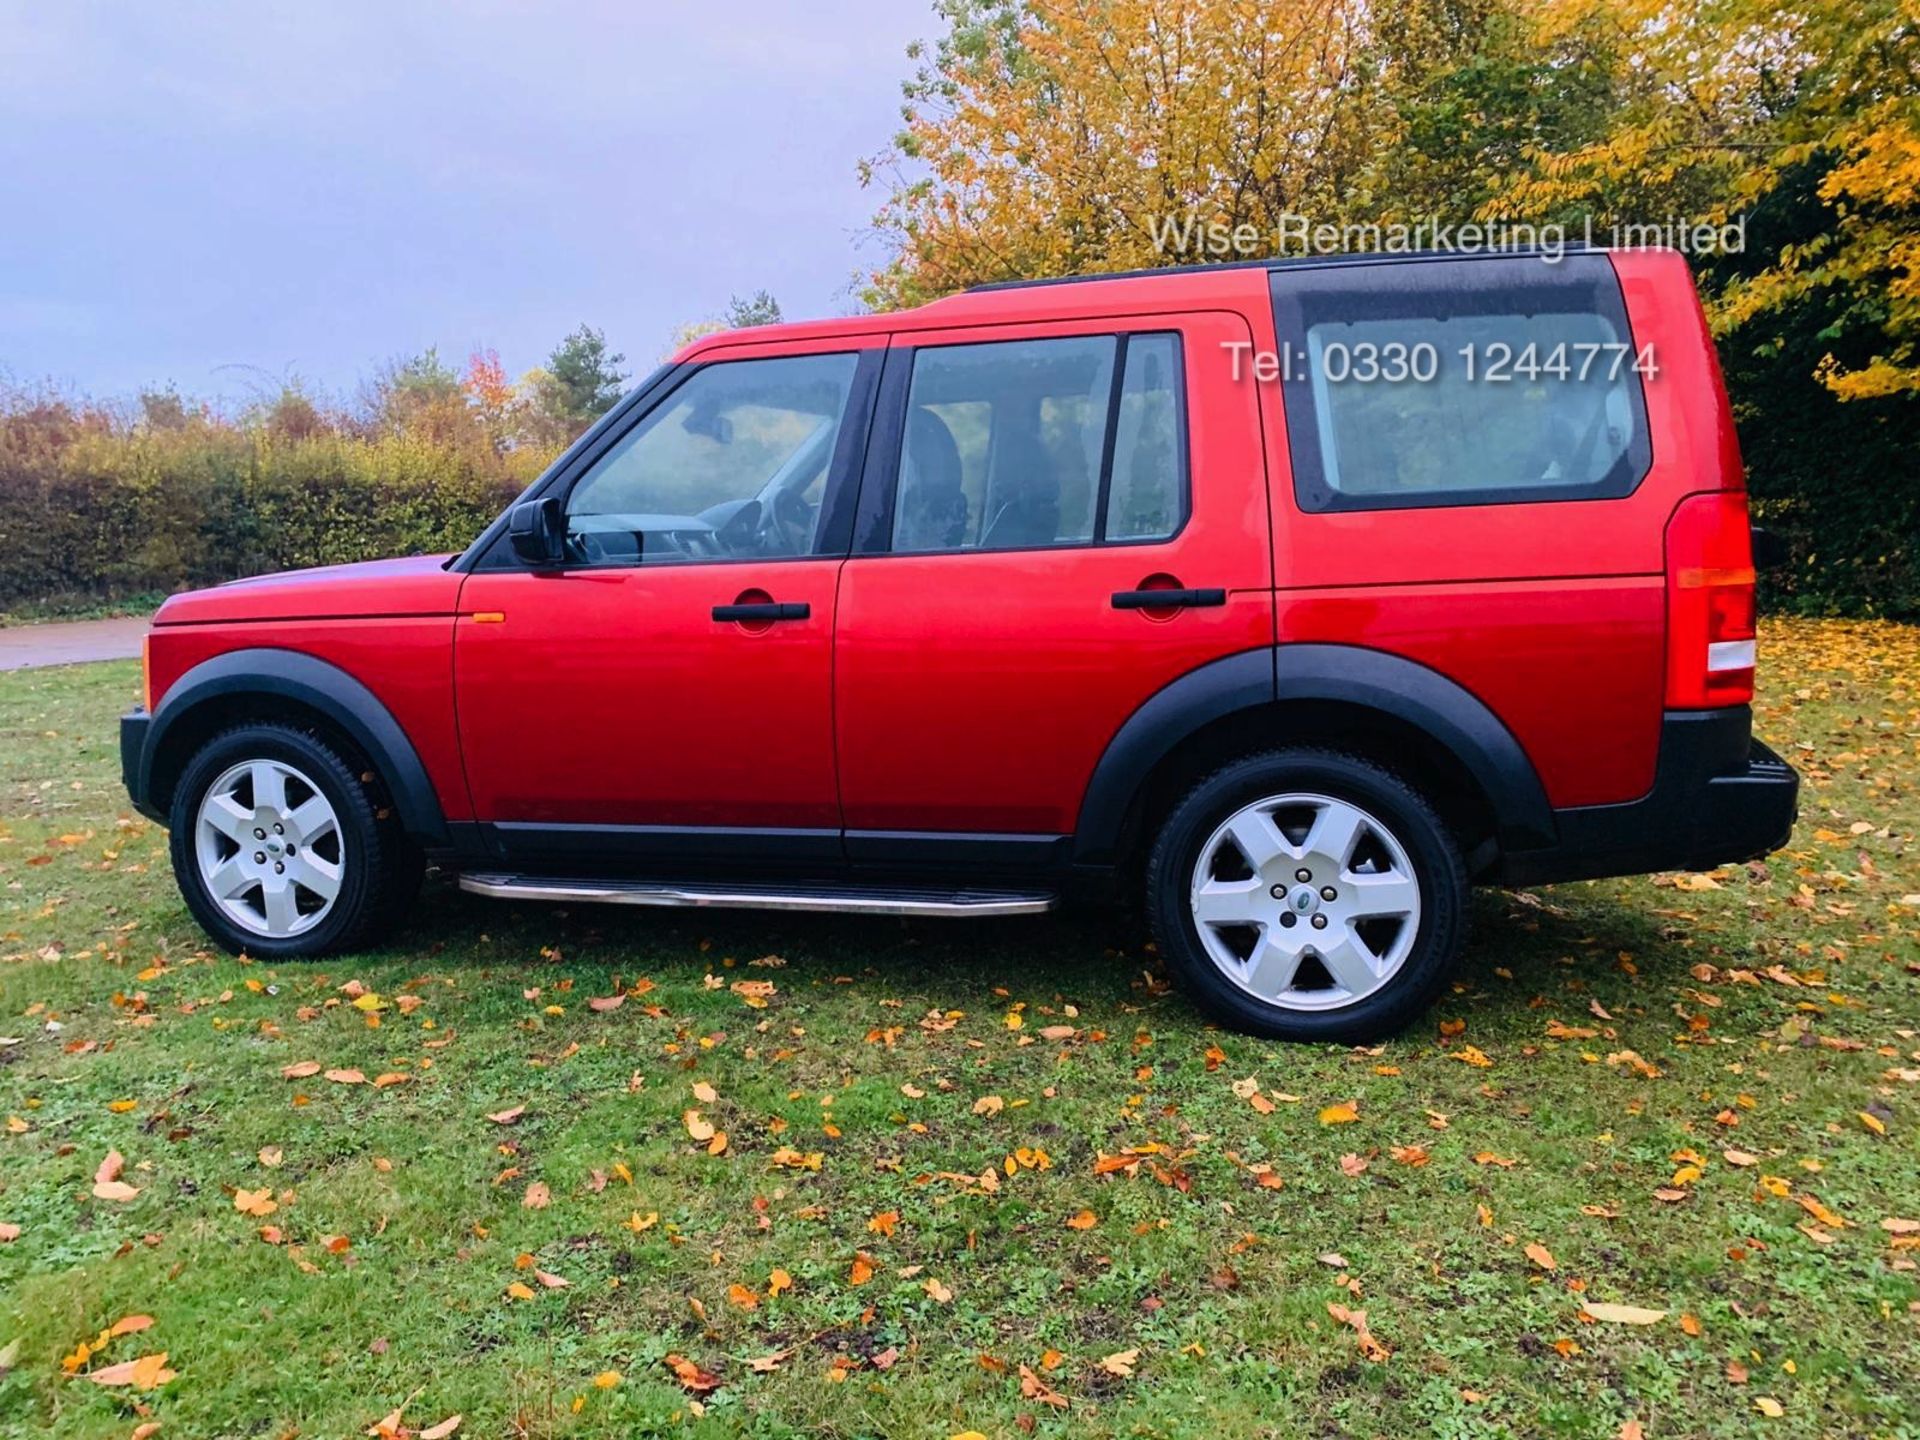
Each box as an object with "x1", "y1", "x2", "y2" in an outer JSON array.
[
  {"x1": 168, "y1": 722, "x2": 422, "y2": 957},
  {"x1": 1147, "y1": 748, "x2": 1466, "y2": 1042}
]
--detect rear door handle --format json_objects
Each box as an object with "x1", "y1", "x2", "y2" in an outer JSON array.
[
  {"x1": 713, "y1": 601, "x2": 810, "y2": 622},
  {"x1": 1110, "y1": 587, "x2": 1226, "y2": 610}
]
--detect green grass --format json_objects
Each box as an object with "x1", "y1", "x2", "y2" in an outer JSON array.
[{"x1": 1, "y1": 618, "x2": 1916, "y2": 1439}]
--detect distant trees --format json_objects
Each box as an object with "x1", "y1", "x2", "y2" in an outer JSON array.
[
  {"x1": 664, "y1": 291, "x2": 787, "y2": 358},
  {"x1": 544, "y1": 324, "x2": 629, "y2": 426},
  {"x1": 724, "y1": 290, "x2": 783, "y2": 329},
  {"x1": 369, "y1": 348, "x2": 469, "y2": 445}
]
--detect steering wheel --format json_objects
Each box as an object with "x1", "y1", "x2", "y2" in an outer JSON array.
[
  {"x1": 764, "y1": 487, "x2": 816, "y2": 555},
  {"x1": 714, "y1": 500, "x2": 765, "y2": 555},
  {"x1": 564, "y1": 527, "x2": 607, "y2": 565}
]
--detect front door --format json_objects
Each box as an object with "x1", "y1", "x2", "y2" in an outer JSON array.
[
  {"x1": 455, "y1": 339, "x2": 880, "y2": 864},
  {"x1": 833, "y1": 312, "x2": 1271, "y2": 849}
]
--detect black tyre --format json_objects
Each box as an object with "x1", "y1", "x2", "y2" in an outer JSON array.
[
  {"x1": 1146, "y1": 748, "x2": 1466, "y2": 1042},
  {"x1": 167, "y1": 722, "x2": 422, "y2": 958}
]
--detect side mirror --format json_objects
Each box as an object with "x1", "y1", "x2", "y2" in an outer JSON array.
[
  {"x1": 1750, "y1": 524, "x2": 1788, "y2": 571},
  {"x1": 508, "y1": 496, "x2": 564, "y2": 568}
]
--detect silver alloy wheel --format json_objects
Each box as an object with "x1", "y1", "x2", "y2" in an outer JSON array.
[
  {"x1": 193, "y1": 758, "x2": 345, "y2": 938},
  {"x1": 1189, "y1": 792, "x2": 1422, "y2": 1012}
]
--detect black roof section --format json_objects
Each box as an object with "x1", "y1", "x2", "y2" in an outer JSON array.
[{"x1": 964, "y1": 244, "x2": 1597, "y2": 294}]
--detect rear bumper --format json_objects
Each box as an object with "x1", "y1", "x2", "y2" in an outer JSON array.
[
  {"x1": 121, "y1": 710, "x2": 163, "y2": 823},
  {"x1": 1497, "y1": 707, "x2": 1798, "y2": 885}
]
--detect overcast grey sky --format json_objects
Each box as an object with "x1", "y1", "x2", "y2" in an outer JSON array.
[{"x1": 0, "y1": 2, "x2": 935, "y2": 403}]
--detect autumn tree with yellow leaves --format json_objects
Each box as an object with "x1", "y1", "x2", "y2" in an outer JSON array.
[
  {"x1": 864, "y1": 0, "x2": 1918, "y2": 613},
  {"x1": 861, "y1": 0, "x2": 1394, "y2": 304}
]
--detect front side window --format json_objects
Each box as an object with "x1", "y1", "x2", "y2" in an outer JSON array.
[
  {"x1": 890, "y1": 332, "x2": 1185, "y2": 554},
  {"x1": 563, "y1": 352, "x2": 858, "y2": 564},
  {"x1": 1271, "y1": 255, "x2": 1652, "y2": 512}
]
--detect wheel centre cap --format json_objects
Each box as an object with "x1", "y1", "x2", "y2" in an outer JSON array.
[{"x1": 1290, "y1": 887, "x2": 1319, "y2": 915}]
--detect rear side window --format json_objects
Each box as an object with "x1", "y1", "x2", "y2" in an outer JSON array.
[
  {"x1": 1105, "y1": 334, "x2": 1186, "y2": 541},
  {"x1": 1270, "y1": 255, "x2": 1652, "y2": 511},
  {"x1": 889, "y1": 332, "x2": 1186, "y2": 553}
]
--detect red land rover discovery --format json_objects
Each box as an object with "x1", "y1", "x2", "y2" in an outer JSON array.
[{"x1": 121, "y1": 248, "x2": 1798, "y2": 1041}]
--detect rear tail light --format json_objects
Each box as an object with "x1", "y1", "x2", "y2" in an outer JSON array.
[{"x1": 1666, "y1": 492, "x2": 1756, "y2": 708}]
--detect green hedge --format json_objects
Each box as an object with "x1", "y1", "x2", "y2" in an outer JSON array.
[{"x1": 0, "y1": 423, "x2": 532, "y2": 610}]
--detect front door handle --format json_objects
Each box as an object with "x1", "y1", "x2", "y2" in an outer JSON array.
[
  {"x1": 713, "y1": 601, "x2": 810, "y2": 622},
  {"x1": 1110, "y1": 587, "x2": 1226, "y2": 610}
]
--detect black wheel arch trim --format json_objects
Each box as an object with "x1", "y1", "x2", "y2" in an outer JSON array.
[
  {"x1": 133, "y1": 648, "x2": 450, "y2": 847},
  {"x1": 1071, "y1": 643, "x2": 1558, "y2": 866}
]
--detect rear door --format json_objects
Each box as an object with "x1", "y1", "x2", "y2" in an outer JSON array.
[{"x1": 833, "y1": 311, "x2": 1271, "y2": 852}]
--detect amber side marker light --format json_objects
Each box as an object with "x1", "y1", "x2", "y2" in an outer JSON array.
[
  {"x1": 469, "y1": 611, "x2": 506, "y2": 624},
  {"x1": 141, "y1": 632, "x2": 154, "y2": 712}
]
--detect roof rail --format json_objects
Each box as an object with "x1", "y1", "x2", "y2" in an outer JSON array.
[{"x1": 964, "y1": 244, "x2": 1597, "y2": 295}]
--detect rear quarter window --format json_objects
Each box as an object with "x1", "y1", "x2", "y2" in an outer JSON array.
[{"x1": 1270, "y1": 254, "x2": 1653, "y2": 512}]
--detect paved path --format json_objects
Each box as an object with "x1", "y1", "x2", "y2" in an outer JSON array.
[{"x1": 0, "y1": 616, "x2": 149, "y2": 671}]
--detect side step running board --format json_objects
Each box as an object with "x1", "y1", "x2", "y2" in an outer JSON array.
[{"x1": 457, "y1": 873, "x2": 1057, "y2": 918}]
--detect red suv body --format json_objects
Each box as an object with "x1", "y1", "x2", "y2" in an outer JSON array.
[{"x1": 122, "y1": 248, "x2": 1798, "y2": 1039}]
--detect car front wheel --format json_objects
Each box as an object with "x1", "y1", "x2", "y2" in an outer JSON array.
[
  {"x1": 168, "y1": 722, "x2": 421, "y2": 957},
  {"x1": 1147, "y1": 748, "x2": 1466, "y2": 1042}
]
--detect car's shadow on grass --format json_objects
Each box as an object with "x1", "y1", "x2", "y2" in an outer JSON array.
[{"x1": 387, "y1": 869, "x2": 1705, "y2": 1041}]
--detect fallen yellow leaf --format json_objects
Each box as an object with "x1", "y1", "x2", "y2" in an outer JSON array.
[
  {"x1": 88, "y1": 1352, "x2": 175, "y2": 1389},
  {"x1": 1582, "y1": 1302, "x2": 1666, "y2": 1325}
]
